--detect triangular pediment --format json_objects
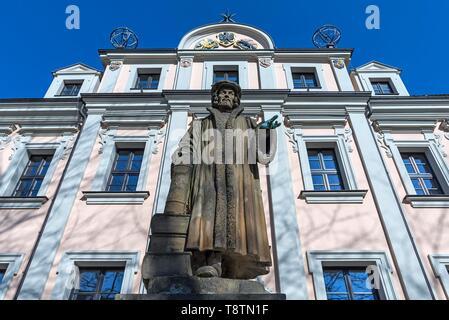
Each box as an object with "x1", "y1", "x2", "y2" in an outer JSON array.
[
  {"x1": 355, "y1": 61, "x2": 401, "y2": 73},
  {"x1": 53, "y1": 63, "x2": 101, "y2": 75}
]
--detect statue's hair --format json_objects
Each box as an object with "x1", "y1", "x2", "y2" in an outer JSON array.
[{"x1": 212, "y1": 86, "x2": 241, "y2": 109}]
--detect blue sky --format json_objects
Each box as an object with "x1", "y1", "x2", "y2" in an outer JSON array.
[{"x1": 0, "y1": 0, "x2": 448, "y2": 98}]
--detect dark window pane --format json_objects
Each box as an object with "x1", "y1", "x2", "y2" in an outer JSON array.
[
  {"x1": 327, "y1": 294, "x2": 350, "y2": 300},
  {"x1": 108, "y1": 174, "x2": 125, "y2": 191},
  {"x1": 324, "y1": 271, "x2": 348, "y2": 293},
  {"x1": 353, "y1": 294, "x2": 377, "y2": 300},
  {"x1": 227, "y1": 72, "x2": 239, "y2": 83},
  {"x1": 126, "y1": 174, "x2": 139, "y2": 192},
  {"x1": 115, "y1": 161, "x2": 129, "y2": 172},
  {"x1": 328, "y1": 174, "x2": 341, "y2": 185},
  {"x1": 309, "y1": 159, "x2": 321, "y2": 170},
  {"x1": 30, "y1": 179, "x2": 43, "y2": 197},
  {"x1": 312, "y1": 174, "x2": 325, "y2": 186},
  {"x1": 79, "y1": 271, "x2": 100, "y2": 293},
  {"x1": 348, "y1": 271, "x2": 372, "y2": 293},
  {"x1": 101, "y1": 271, "x2": 124, "y2": 294}
]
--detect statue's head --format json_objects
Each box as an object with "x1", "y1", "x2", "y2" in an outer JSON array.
[{"x1": 211, "y1": 80, "x2": 242, "y2": 112}]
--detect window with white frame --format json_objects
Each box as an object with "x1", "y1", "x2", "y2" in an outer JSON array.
[
  {"x1": 308, "y1": 148, "x2": 345, "y2": 191},
  {"x1": 0, "y1": 142, "x2": 64, "y2": 201},
  {"x1": 51, "y1": 251, "x2": 139, "y2": 300},
  {"x1": 135, "y1": 71, "x2": 160, "y2": 90},
  {"x1": 294, "y1": 131, "x2": 366, "y2": 203},
  {"x1": 84, "y1": 135, "x2": 153, "y2": 204},
  {"x1": 13, "y1": 154, "x2": 53, "y2": 197},
  {"x1": 60, "y1": 80, "x2": 83, "y2": 96},
  {"x1": 307, "y1": 251, "x2": 397, "y2": 300},
  {"x1": 106, "y1": 148, "x2": 144, "y2": 192},
  {"x1": 284, "y1": 64, "x2": 326, "y2": 91},
  {"x1": 213, "y1": 65, "x2": 239, "y2": 84},
  {"x1": 370, "y1": 79, "x2": 396, "y2": 95},
  {"x1": 401, "y1": 152, "x2": 443, "y2": 195},
  {"x1": 292, "y1": 71, "x2": 319, "y2": 89},
  {"x1": 126, "y1": 66, "x2": 166, "y2": 92},
  {"x1": 203, "y1": 62, "x2": 248, "y2": 89}
]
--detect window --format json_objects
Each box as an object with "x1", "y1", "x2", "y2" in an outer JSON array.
[
  {"x1": 371, "y1": 80, "x2": 394, "y2": 95},
  {"x1": 213, "y1": 68, "x2": 239, "y2": 84},
  {"x1": 136, "y1": 72, "x2": 160, "y2": 89},
  {"x1": 323, "y1": 267, "x2": 380, "y2": 300},
  {"x1": 107, "y1": 149, "x2": 143, "y2": 192},
  {"x1": 13, "y1": 155, "x2": 53, "y2": 197},
  {"x1": 292, "y1": 72, "x2": 318, "y2": 89},
  {"x1": 308, "y1": 149, "x2": 344, "y2": 191},
  {"x1": 60, "y1": 81, "x2": 83, "y2": 96},
  {"x1": 70, "y1": 267, "x2": 124, "y2": 300},
  {"x1": 401, "y1": 153, "x2": 443, "y2": 195}
]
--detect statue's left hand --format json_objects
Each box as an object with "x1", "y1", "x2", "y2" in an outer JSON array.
[{"x1": 258, "y1": 115, "x2": 282, "y2": 129}]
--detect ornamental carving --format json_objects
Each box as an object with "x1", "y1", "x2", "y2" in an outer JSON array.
[
  {"x1": 109, "y1": 61, "x2": 122, "y2": 71},
  {"x1": 195, "y1": 32, "x2": 258, "y2": 50},
  {"x1": 259, "y1": 57, "x2": 273, "y2": 68},
  {"x1": 180, "y1": 58, "x2": 193, "y2": 68},
  {"x1": 332, "y1": 59, "x2": 345, "y2": 69}
]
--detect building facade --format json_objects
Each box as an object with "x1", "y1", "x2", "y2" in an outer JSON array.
[{"x1": 1, "y1": 21, "x2": 449, "y2": 300}]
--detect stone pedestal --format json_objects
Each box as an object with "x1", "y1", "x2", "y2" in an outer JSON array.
[
  {"x1": 140, "y1": 212, "x2": 285, "y2": 300},
  {"x1": 143, "y1": 214, "x2": 192, "y2": 289}
]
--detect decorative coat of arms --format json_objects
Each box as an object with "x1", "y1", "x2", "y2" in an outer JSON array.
[
  {"x1": 234, "y1": 39, "x2": 258, "y2": 50},
  {"x1": 195, "y1": 32, "x2": 258, "y2": 50},
  {"x1": 217, "y1": 32, "x2": 236, "y2": 47},
  {"x1": 195, "y1": 38, "x2": 219, "y2": 50}
]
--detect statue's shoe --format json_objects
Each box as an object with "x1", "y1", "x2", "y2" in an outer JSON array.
[{"x1": 195, "y1": 266, "x2": 219, "y2": 278}]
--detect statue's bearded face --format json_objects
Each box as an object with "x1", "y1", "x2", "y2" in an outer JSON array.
[{"x1": 217, "y1": 88, "x2": 236, "y2": 111}]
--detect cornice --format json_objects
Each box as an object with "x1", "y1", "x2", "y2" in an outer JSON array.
[
  {"x1": 0, "y1": 99, "x2": 82, "y2": 133},
  {"x1": 369, "y1": 95, "x2": 449, "y2": 131}
]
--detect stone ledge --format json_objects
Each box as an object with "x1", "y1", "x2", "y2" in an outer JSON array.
[
  {"x1": 0, "y1": 196, "x2": 48, "y2": 209},
  {"x1": 404, "y1": 195, "x2": 449, "y2": 208},
  {"x1": 81, "y1": 191, "x2": 150, "y2": 205},
  {"x1": 299, "y1": 190, "x2": 368, "y2": 204}
]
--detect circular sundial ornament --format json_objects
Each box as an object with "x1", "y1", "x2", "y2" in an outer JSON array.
[
  {"x1": 312, "y1": 25, "x2": 341, "y2": 48},
  {"x1": 110, "y1": 27, "x2": 139, "y2": 49}
]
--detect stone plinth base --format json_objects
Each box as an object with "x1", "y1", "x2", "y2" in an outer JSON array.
[
  {"x1": 120, "y1": 276, "x2": 286, "y2": 300},
  {"x1": 116, "y1": 293, "x2": 286, "y2": 300},
  {"x1": 144, "y1": 276, "x2": 268, "y2": 295}
]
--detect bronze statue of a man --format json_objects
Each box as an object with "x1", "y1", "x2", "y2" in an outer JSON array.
[{"x1": 163, "y1": 80, "x2": 280, "y2": 280}]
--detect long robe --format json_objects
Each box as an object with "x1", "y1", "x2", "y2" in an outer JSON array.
[{"x1": 183, "y1": 106, "x2": 276, "y2": 279}]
